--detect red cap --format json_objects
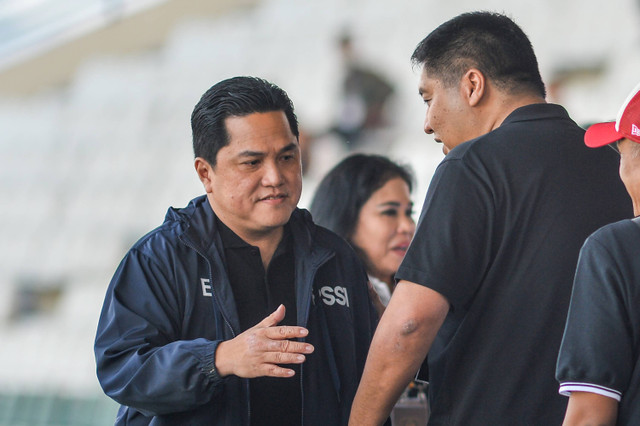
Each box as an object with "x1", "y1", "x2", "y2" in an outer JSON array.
[{"x1": 584, "y1": 82, "x2": 640, "y2": 147}]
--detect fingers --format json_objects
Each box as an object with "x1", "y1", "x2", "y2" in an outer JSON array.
[
  {"x1": 269, "y1": 351, "x2": 307, "y2": 366},
  {"x1": 244, "y1": 330, "x2": 314, "y2": 356},
  {"x1": 220, "y1": 305, "x2": 317, "y2": 379},
  {"x1": 253, "y1": 305, "x2": 310, "y2": 340},
  {"x1": 263, "y1": 338, "x2": 314, "y2": 355},
  {"x1": 263, "y1": 324, "x2": 309, "y2": 341},
  {"x1": 257, "y1": 304, "x2": 286, "y2": 328},
  {"x1": 262, "y1": 363, "x2": 304, "y2": 378},
  {"x1": 258, "y1": 350, "x2": 314, "y2": 378},
  {"x1": 220, "y1": 337, "x2": 314, "y2": 378}
]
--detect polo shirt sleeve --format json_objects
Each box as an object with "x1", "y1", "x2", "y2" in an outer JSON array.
[
  {"x1": 556, "y1": 232, "x2": 633, "y2": 401},
  {"x1": 396, "y1": 156, "x2": 493, "y2": 311}
]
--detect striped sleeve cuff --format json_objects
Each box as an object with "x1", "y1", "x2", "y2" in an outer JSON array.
[{"x1": 558, "y1": 382, "x2": 622, "y2": 401}]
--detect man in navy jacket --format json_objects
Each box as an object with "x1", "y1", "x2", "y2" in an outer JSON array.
[{"x1": 94, "y1": 76, "x2": 378, "y2": 425}]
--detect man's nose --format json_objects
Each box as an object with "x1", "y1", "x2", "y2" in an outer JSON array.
[
  {"x1": 424, "y1": 115, "x2": 434, "y2": 134},
  {"x1": 262, "y1": 161, "x2": 284, "y2": 186}
]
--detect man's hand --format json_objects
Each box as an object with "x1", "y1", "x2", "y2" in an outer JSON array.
[{"x1": 215, "y1": 304, "x2": 314, "y2": 378}]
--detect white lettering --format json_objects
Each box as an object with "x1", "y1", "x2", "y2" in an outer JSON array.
[
  {"x1": 335, "y1": 286, "x2": 349, "y2": 307},
  {"x1": 320, "y1": 286, "x2": 336, "y2": 305},
  {"x1": 201, "y1": 278, "x2": 212, "y2": 297},
  {"x1": 319, "y1": 286, "x2": 349, "y2": 307},
  {"x1": 632, "y1": 124, "x2": 640, "y2": 137}
]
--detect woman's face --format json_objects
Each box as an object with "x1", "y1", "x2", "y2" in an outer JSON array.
[{"x1": 351, "y1": 177, "x2": 416, "y2": 283}]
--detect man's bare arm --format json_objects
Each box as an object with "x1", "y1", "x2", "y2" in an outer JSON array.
[
  {"x1": 562, "y1": 392, "x2": 618, "y2": 426},
  {"x1": 349, "y1": 281, "x2": 449, "y2": 425}
]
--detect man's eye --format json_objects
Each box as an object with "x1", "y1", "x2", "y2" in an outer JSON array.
[{"x1": 244, "y1": 160, "x2": 260, "y2": 166}]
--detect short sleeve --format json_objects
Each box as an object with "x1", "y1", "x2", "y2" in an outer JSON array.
[
  {"x1": 396, "y1": 157, "x2": 493, "y2": 311},
  {"x1": 556, "y1": 233, "x2": 634, "y2": 401}
]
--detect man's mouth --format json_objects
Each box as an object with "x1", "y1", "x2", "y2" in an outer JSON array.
[{"x1": 260, "y1": 193, "x2": 287, "y2": 201}]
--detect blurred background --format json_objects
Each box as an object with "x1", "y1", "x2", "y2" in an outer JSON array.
[{"x1": 0, "y1": 0, "x2": 638, "y2": 424}]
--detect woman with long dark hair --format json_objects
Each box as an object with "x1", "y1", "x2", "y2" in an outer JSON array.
[{"x1": 310, "y1": 153, "x2": 415, "y2": 316}]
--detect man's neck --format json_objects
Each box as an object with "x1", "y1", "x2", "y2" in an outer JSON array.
[
  {"x1": 218, "y1": 219, "x2": 285, "y2": 269},
  {"x1": 227, "y1": 225, "x2": 284, "y2": 270},
  {"x1": 208, "y1": 200, "x2": 287, "y2": 269},
  {"x1": 488, "y1": 94, "x2": 547, "y2": 132}
]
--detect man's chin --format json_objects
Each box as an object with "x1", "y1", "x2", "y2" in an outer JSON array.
[{"x1": 257, "y1": 210, "x2": 295, "y2": 229}]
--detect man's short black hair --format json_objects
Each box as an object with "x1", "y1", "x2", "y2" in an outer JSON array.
[
  {"x1": 191, "y1": 76, "x2": 299, "y2": 167},
  {"x1": 411, "y1": 11, "x2": 546, "y2": 98}
]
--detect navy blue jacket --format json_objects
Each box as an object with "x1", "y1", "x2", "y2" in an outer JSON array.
[{"x1": 94, "y1": 196, "x2": 377, "y2": 425}]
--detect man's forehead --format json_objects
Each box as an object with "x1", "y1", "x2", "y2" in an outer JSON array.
[
  {"x1": 418, "y1": 71, "x2": 437, "y2": 94},
  {"x1": 225, "y1": 111, "x2": 294, "y2": 137},
  {"x1": 225, "y1": 110, "x2": 288, "y2": 129},
  {"x1": 234, "y1": 142, "x2": 299, "y2": 157},
  {"x1": 222, "y1": 126, "x2": 298, "y2": 160}
]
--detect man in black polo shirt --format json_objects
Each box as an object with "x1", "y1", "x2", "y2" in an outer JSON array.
[
  {"x1": 95, "y1": 76, "x2": 378, "y2": 425},
  {"x1": 556, "y1": 82, "x2": 640, "y2": 425},
  {"x1": 350, "y1": 12, "x2": 632, "y2": 425}
]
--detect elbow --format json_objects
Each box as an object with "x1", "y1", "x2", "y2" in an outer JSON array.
[
  {"x1": 386, "y1": 316, "x2": 431, "y2": 355},
  {"x1": 378, "y1": 298, "x2": 448, "y2": 355},
  {"x1": 400, "y1": 318, "x2": 420, "y2": 336}
]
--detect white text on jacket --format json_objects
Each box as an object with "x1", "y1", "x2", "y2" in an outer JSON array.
[{"x1": 319, "y1": 286, "x2": 349, "y2": 307}]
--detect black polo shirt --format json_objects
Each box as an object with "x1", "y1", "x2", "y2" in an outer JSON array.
[
  {"x1": 557, "y1": 219, "x2": 640, "y2": 425},
  {"x1": 217, "y1": 218, "x2": 301, "y2": 425},
  {"x1": 396, "y1": 103, "x2": 632, "y2": 424}
]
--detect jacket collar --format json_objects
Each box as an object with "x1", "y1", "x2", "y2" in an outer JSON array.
[
  {"x1": 175, "y1": 196, "x2": 334, "y2": 328},
  {"x1": 177, "y1": 195, "x2": 317, "y2": 254}
]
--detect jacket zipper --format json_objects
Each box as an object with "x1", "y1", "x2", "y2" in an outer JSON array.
[
  {"x1": 300, "y1": 363, "x2": 304, "y2": 425},
  {"x1": 180, "y1": 237, "x2": 252, "y2": 424},
  {"x1": 298, "y1": 250, "x2": 335, "y2": 426},
  {"x1": 181, "y1": 229, "x2": 335, "y2": 425},
  {"x1": 181, "y1": 237, "x2": 237, "y2": 339}
]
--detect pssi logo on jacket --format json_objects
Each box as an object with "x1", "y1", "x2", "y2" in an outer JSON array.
[
  {"x1": 201, "y1": 278, "x2": 350, "y2": 308},
  {"x1": 318, "y1": 286, "x2": 349, "y2": 307}
]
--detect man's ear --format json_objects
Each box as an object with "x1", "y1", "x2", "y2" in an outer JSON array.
[
  {"x1": 462, "y1": 68, "x2": 486, "y2": 107},
  {"x1": 194, "y1": 157, "x2": 215, "y2": 193}
]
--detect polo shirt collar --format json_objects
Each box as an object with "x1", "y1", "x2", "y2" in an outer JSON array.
[
  {"x1": 216, "y1": 216, "x2": 292, "y2": 254},
  {"x1": 502, "y1": 103, "x2": 570, "y2": 126}
]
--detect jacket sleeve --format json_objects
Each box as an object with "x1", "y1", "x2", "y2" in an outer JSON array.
[{"x1": 94, "y1": 247, "x2": 225, "y2": 416}]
